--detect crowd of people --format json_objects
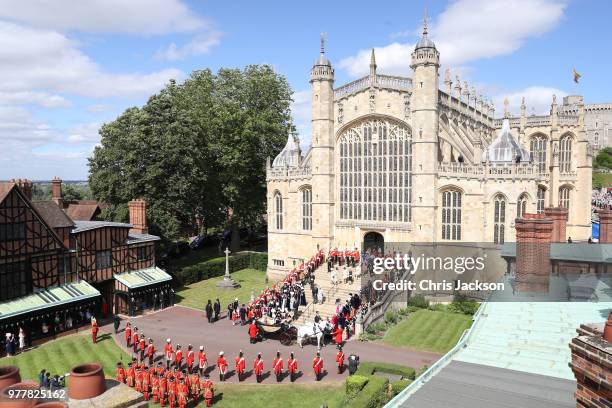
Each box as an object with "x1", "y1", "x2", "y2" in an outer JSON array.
[{"x1": 593, "y1": 188, "x2": 612, "y2": 211}]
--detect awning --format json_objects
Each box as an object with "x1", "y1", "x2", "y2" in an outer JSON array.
[
  {"x1": 0, "y1": 281, "x2": 100, "y2": 321},
  {"x1": 114, "y1": 267, "x2": 172, "y2": 290}
]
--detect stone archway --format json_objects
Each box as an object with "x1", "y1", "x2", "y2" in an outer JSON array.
[{"x1": 363, "y1": 231, "x2": 384, "y2": 255}]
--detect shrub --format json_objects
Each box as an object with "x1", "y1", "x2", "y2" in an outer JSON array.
[
  {"x1": 345, "y1": 375, "x2": 369, "y2": 399},
  {"x1": 175, "y1": 252, "x2": 267, "y2": 285},
  {"x1": 355, "y1": 362, "x2": 416, "y2": 380},
  {"x1": 428, "y1": 303, "x2": 447, "y2": 312},
  {"x1": 448, "y1": 293, "x2": 480, "y2": 315},
  {"x1": 366, "y1": 322, "x2": 387, "y2": 335},
  {"x1": 359, "y1": 332, "x2": 381, "y2": 342},
  {"x1": 384, "y1": 311, "x2": 398, "y2": 325},
  {"x1": 407, "y1": 294, "x2": 429, "y2": 309},
  {"x1": 345, "y1": 375, "x2": 389, "y2": 408},
  {"x1": 390, "y1": 379, "x2": 411, "y2": 396}
]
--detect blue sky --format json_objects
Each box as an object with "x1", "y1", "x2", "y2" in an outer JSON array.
[{"x1": 0, "y1": 0, "x2": 609, "y2": 180}]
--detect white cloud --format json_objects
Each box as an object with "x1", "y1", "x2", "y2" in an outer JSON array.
[
  {"x1": 155, "y1": 31, "x2": 222, "y2": 61},
  {"x1": 0, "y1": 91, "x2": 70, "y2": 108},
  {"x1": 290, "y1": 90, "x2": 312, "y2": 149},
  {"x1": 0, "y1": 21, "x2": 183, "y2": 98},
  {"x1": 0, "y1": 0, "x2": 207, "y2": 35},
  {"x1": 339, "y1": 0, "x2": 567, "y2": 77},
  {"x1": 86, "y1": 104, "x2": 111, "y2": 113},
  {"x1": 65, "y1": 122, "x2": 101, "y2": 144},
  {"x1": 494, "y1": 86, "x2": 567, "y2": 117}
]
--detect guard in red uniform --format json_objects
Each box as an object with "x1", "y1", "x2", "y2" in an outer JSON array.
[
  {"x1": 139, "y1": 334, "x2": 146, "y2": 363},
  {"x1": 334, "y1": 325, "x2": 343, "y2": 346},
  {"x1": 126, "y1": 362, "x2": 135, "y2": 387},
  {"x1": 147, "y1": 338, "x2": 155, "y2": 366},
  {"x1": 249, "y1": 320, "x2": 259, "y2": 343},
  {"x1": 336, "y1": 346, "x2": 345, "y2": 374},
  {"x1": 158, "y1": 374, "x2": 168, "y2": 407},
  {"x1": 134, "y1": 364, "x2": 143, "y2": 392},
  {"x1": 254, "y1": 353, "x2": 264, "y2": 383},
  {"x1": 177, "y1": 378, "x2": 188, "y2": 408},
  {"x1": 164, "y1": 338, "x2": 173, "y2": 369},
  {"x1": 174, "y1": 344, "x2": 183, "y2": 370},
  {"x1": 273, "y1": 351, "x2": 284, "y2": 382},
  {"x1": 167, "y1": 376, "x2": 177, "y2": 408},
  {"x1": 217, "y1": 351, "x2": 227, "y2": 382},
  {"x1": 234, "y1": 350, "x2": 246, "y2": 381},
  {"x1": 198, "y1": 346, "x2": 207, "y2": 376},
  {"x1": 202, "y1": 378, "x2": 214, "y2": 407},
  {"x1": 287, "y1": 352, "x2": 298, "y2": 382},
  {"x1": 189, "y1": 371, "x2": 200, "y2": 404},
  {"x1": 91, "y1": 317, "x2": 98, "y2": 343},
  {"x1": 186, "y1": 344, "x2": 195, "y2": 374},
  {"x1": 125, "y1": 322, "x2": 132, "y2": 347},
  {"x1": 116, "y1": 362, "x2": 126, "y2": 383},
  {"x1": 142, "y1": 367, "x2": 151, "y2": 400},
  {"x1": 132, "y1": 327, "x2": 139, "y2": 354},
  {"x1": 313, "y1": 351, "x2": 324, "y2": 381}
]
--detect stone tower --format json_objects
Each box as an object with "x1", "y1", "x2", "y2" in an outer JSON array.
[
  {"x1": 310, "y1": 34, "x2": 335, "y2": 249},
  {"x1": 410, "y1": 14, "x2": 440, "y2": 240}
]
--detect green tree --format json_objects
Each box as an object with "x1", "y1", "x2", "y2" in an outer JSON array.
[
  {"x1": 88, "y1": 66, "x2": 292, "y2": 245},
  {"x1": 594, "y1": 147, "x2": 612, "y2": 170}
]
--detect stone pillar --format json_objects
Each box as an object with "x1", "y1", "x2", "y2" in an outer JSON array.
[
  {"x1": 569, "y1": 311, "x2": 612, "y2": 407},
  {"x1": 599, "y1": 210, "x2": 612, "y2": 243},
  {"x1": 51, "y1": 176, "x2": 63, "y2": 208},
  {"x1": 544, "y1": 207, "x2": 568, "y2": 242},
  {"x1": 128, "y1": 199, "x2": 148, "y2": 234},
  {"x1": 514, "y1": 213, "x2": 553, "y2": 292}
]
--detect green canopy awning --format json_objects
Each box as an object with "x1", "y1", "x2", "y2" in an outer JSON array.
[
  {"x1": 0, "y1": 281, "x2": 100, "y2": 321},
  {"x1": 114, "y1": 267, "x2": 172, "y2": 290}
]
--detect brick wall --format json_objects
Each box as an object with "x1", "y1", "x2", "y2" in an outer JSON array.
[
  {"x1": 544, "y1": 207, "x2": 568, "y2": 243},
  {"x1": 599, "y1": 209, "x2": 612, "y2": 244},
  {"x1": 514, "y1": 213, "x2": 553, "y2": 292}
]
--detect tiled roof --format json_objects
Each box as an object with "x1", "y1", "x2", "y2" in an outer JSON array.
[
  {"x1": 32, "y1": 201, "x2": 75, "y2": 229},
  {"x1": 0, "y1": 182, "x2": 15, "y2": 204},
  {"x1": 65, "y1": 202, "x2": 101, "y2": 221}
]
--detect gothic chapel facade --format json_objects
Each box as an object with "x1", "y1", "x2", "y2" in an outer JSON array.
[{"x1": 266, "y1": 21, "x2": 591, "y2": 279}]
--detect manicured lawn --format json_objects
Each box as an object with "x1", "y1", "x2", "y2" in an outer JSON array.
[
  {"x1": 198, "y1": 382, "x2": 344, "y2": 408},
  {"x1": 382, "y1": 309, "x2": 473, "y2": 354},
  {"x1": 175, "y1": 268, "x2": 268, "y2": 310},
  {"x1": 593, "y1": 172, "x2": 612, "y2": 188},
  {"x1": 2, "y1": 332, "x2": 130, "y2": 381}
]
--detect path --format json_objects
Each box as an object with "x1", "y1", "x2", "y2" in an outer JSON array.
[{"x1": 101, "y1": 306, "x2": 440, "y2": 384}]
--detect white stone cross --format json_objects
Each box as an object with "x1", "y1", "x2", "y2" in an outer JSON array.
[{"x1": 224, "y1": 247, "x2": 231, "y2": 278}]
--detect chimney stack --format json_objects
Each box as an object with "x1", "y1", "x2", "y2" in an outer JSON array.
[
  {"x1": 128, "y1": 198, "x2": 148, "y2": 234},
  {"x1": 514, "y1": 213, "x2": 553, "y2": 292},
  {"x1": 598, "y1": 209, "x2": 612, "y2": 243},
  {"x1": 11, "y1": 179, "x2": 33, "y2": 201},
  {"x1": 51, "y1": 177, "x2": 63, "y2": 208},
  {"x1": 544, "y1": 207, "x2": 568, "y2": 242}
]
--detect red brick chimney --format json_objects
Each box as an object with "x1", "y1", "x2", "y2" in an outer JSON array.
[
  {"x1": 11, "y1": 179, "x2": 33, "y2": 201},
  {"x1": 514, "y1": 213, "x2": 553, "y2": 292},
  {"x1": 598, "y1": 209, "x2": 612, "y2": 243},
  {"x1": 128, "y1": 198, "x2": 148, "y2": 234},
  {"x1": 544, "y1": 207, "x2": 568, "y2": 242},
  {"x1": 51, "y1": 177, "x2": 63, "y2": 208}
]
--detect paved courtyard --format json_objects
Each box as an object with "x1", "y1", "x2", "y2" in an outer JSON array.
[{"x1": 102, "y1": 305, "x2": 440, "y2": 384}]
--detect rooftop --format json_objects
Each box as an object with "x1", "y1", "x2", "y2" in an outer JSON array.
[
  {"x1": 72, "y1": 220, "x2": 132, "y2": 233},
  {"x1": 114, "y1": 267, "x2": 172, "y2": 290},
  {"x1": 31, "y1": 200, "x2": 75, "y2": 229}
]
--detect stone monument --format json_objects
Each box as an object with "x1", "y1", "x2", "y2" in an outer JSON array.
[{"x1": 216, "y1": 248, "x2": 240, "y2": 289}]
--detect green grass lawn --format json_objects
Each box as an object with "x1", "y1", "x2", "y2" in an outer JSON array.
[
  {"x1": 175, "y1": 268, "x2": 268, "y2": 310},
  {"x1": 382, "y1": 309, "x2": 473, "y2": 354},
  {"x1": 2, "y1": 332, "x2": 130, "y2": 381},
  {"x1": 593, "y1": 172, "x2": 612, "y2": 188},
  {"x1": 198, "y1": 383, "x2": 345, "y2": 408}
]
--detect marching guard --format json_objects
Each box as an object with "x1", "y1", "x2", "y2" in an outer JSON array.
[
  {"x1": 139, "y1": 334, "x2": 146, "y2": 363},
  {"x1": 235, "y1": 350, "x2": 246, "y2": 382},
  {"x1": 287, "y1": 352, "x2": 298, "y2": 382},
  {"x1": 142, "y1": 366, "x2": 151, "y2": 400},
  {"x1": 126, "y1": 362, "x2": 135, "y2": 388},
  {"x1": 201, "y1": 377, "x2": 214, "y2": 407},
  {"x1": 132, "y1": 327, "x2": 139, "y2": 354},
  {"x1": 125, "y1": 322, "x2": 132, "y2": 347},
  {"x1": 177, "y1": 378, "x2": 188, "y2": 408},
  {"x1": 146, "y1": 338, "x2": 155, "y2": 366},
  {"x1": 336, "y1": 346, "x2": 345, "y2": 374},
  {"x1": 198, "y1": 346, "x2": 207, "y2": 376},
  {"x1": 174, "y1": 344, "x2": 183, "y2": 370},
  {"x1": 164, "y1": 338, "x2": 173, "y2": 369},
  {"x1": 186, "y1": 344, "x2": 195, "y2": 373},
  {"x1": 313, "y1": 351, "x2": 324, "y2": 381},
  {"x1": 217, "y1": 351, "x2": 228, "y2": 382},
  {"x1": 273, "y1": 351, "x2": 283, "y2": 382},
  {"x1": 189, "y1": 370, "x2": 200, "y2": 404},
  {"x1": 116, "y1": 362, "x2": 125, "y2": 383},
  {"x1": 254, "y1": 353, "x2": 264, "y2": 383},
  {"x1": 151, "y1": 372, "x2": 160, "y2": 404},
  {"x1": 91, "y1": 317, "x2": 98, "y2": 344},
  {"x1": 158, "y1": 372, "x2": 168, "y2": 407}
]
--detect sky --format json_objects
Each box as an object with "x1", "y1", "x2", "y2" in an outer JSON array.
[{"x1": 0, "y1": 0, "x2": 609, "y2": 180}]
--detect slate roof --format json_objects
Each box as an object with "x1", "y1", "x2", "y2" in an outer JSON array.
[
  {"x1": 72, "y1": 220, "x2": 132, "y2": 233},
  {"x1": 399, "y1": 361, "x2": 575, "y2": 408}
]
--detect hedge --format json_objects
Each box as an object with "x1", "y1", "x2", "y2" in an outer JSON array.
[
  {"x1": 390, "y1": 379, "x2": 411, "y2": 396},
  {"x1": 176, "y1": 252, "x2": 268, "y2": 285},
  {"x1": 345, "y1": 375, "x2": 369, "y2": 399},
  {"x1": 344, "y1": 375, "x2": 389, "y2": 408},
  {"x1": 355, "y1": 362, "x2": 416, "y2": 380}
]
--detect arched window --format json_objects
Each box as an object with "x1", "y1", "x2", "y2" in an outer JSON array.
[
  {"x1": 517, "y1": 193, "x2": 528, "y2": 219},
  {"x1": 338, "y1": 118, "x2": 412, "y2": 222},
  {"x1": 274, "y1": 192, "x2": 283, "y2": 230},
  {"x1": 441, "y1": 190, "x2": 461, "y2": 240},
  {"x1": 559, "y1": 186, "x2": 570, "y2": 209},
  {"x1": 301, "y1": 188, "x2": 312, "y2": 230},
  {"x1": 537, "y1": 186, "x2": 546, "y2": 214},
  {"x1": 493, "y1": 194, "x2": 506, "y2": 244},
  {"x1": 530, "y1": 135, "x2": 547, "y2": 173},
  {"x1": 559, "y1": 136, "x2": 572, "y2": 173}
]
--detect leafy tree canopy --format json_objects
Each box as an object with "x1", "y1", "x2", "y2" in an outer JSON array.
[
  {"x1": 88, "y1": 66, "x2": 293, "y2": 242},
  {"x1": 594, "y1": 147, "x2": 612, "y2": 170}
]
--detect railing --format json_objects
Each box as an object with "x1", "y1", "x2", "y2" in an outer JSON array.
[
  {"x1": 558, "y1": 115, "x2": 579, "y2": 125},
  {"x1": 360, "y1": 270, "x2": 412, "y2": 330},
  {"x1": 334, "y1": 74, "x2": 412, "y2": 99},
  {"x1": 384, "y1": 298, "x2": 490, "y2": 407},
  {"x1": 266, "y1": 166, "x2": 311, "y2": 180},
  {"x1": 526, "y1": 115, "x2": 551, "y2": 126},
  {"x1": 437, "y1": 162, "x2": 549, "y2": 180}
]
